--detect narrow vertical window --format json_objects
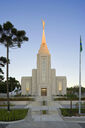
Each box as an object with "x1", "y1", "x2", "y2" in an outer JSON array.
[
  {"x1": 59, "y1": 81, "x2": 62, "y2": 91},
  {"x1": 41, "y1": 57, "x2": 47, "y2": 82}
]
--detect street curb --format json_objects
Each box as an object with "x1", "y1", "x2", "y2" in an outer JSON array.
[{"x1": 0, "y1": 119, "x2": 25, "y2": 124}]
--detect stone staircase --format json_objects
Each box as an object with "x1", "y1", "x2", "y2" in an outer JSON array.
[
  {"x1": 28, "y1": 100, "x2": 63, "y2": 121},
  {"x1": 36, "y1": 96, "x2": 52, "y2": 101}
]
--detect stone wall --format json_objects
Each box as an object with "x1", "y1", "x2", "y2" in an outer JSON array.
[
  {"x1": 21, "y1": 77, "x2": 32, "y2": 95},
  {"x1": 56, "y1": 76, "x2": 67, "y2": 95}
]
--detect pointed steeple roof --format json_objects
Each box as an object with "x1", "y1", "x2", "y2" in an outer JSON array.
[{"x1": 38, "y1": 20, "x2": 50, "y2": 54}]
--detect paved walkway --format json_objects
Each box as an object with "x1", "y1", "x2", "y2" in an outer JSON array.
[
  {"x1": 6, "y1": 121, "x2": 83, "y2": 128},
  {"x1": 32, "y1": 114, "x2": 63, "y2": 121},
  {"x1": 1, "y1": 101, "x2": 85, "y2": 128},
  {"x1": 28, "y1": 101, "x2": 63, "y2": 121}
]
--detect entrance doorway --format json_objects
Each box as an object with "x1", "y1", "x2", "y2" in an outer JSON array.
[{"x1": 41, "y1": 88, "x2": 47, "y2": 96}]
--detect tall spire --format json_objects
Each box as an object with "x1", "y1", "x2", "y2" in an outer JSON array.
[{"x1": 38, "y1": 20, "x2": 50, "y2": 54}]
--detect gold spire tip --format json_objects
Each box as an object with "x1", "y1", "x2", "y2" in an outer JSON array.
[{"x1": 42, "y1": 20, "x2": 45, "y2": 30}]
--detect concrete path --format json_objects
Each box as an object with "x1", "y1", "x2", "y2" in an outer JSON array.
[
  {"x1": 31, "y1": 108, "x2": 63, "y2": 121},
  {"x1": 6, "y1": 121, "x2": 83, "y2": 128},
  {"x1": 32, "y1": 114, "x2": 63, "y2": 121},
  {"x1": 28, "y1": 101, "x2": 63, "y2": 121},
  {"x1": 1, "y1": 101, "x2": 85, "y2": 128}
]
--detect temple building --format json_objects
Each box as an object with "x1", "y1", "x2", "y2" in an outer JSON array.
[{"x1": 21, "y1": 21, "x2": 67, "y2": 97}]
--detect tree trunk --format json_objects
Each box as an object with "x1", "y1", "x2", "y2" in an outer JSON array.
[
  {"x1": 70, "y1": 100, "x2": 72, "y2": 110},
  {"x1": 6, "y1": 43, "x2": 10, "y2": 111}
]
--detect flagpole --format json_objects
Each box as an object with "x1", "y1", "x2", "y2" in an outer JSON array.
[{"x1": 79, "y1": 41, "x2": 81, "y2": 115}]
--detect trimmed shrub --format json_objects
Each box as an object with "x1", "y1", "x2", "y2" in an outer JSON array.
[{"x1": 60, "y1": 108, "x2": 85, "y2": 116}]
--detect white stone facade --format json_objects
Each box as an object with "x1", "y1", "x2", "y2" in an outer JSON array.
[{"x1": 21, "y1": 21, "x2": 67, "y2": 97}]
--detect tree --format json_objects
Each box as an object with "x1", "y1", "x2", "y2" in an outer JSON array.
[
  {"x1": 0, "y1": 77, "x2": 21, "y2": 93},
  {"x1": 67, "y1": 87, "x2": 79, "y2": 109},
  {"x1": 7, "y1": 77, "x2": 21, "y2": 92},
  {"x1": 67, "y1": 93, "x2": 77, "y2": 109},
  {"x1": 0, "y1": 21, "x2": 28, "y2": 111},
  {"x1": 0, "y1": 81, "x2": 6, "y2": 93},
  {"x1": 67, "y1": 86, "x2": 85, "y2": 97},
  {"x1": 0, "y1": 56, "x2": 7, "y2": 81}
]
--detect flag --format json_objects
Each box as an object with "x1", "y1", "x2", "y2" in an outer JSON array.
[{"x1": 80, "y1": 36, "x2": 83, "y2": 52}]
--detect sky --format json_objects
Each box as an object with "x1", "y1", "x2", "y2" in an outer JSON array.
[{"x1": 0, "y1": 0, "x2": 85, "y2": 87}]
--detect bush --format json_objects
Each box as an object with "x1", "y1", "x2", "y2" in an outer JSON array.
[
  {"x1": 60, "y1": 108, "x2": 85, "y2": 116},
  {"x1": 54, "y1": 97, "x2": 85, "y2": 101},
  {"x1": 42, "y1": 101, "x2": 46, "y2": 106},
  {"x1": 0, "y1": 97, "x2": 35, "y2": 101},
  {"x1": 0, "y1": 109, "x2": 28, "y2": 121},
  {"x1": 42, "y1": 110, "x2": 47, "y2": 114}
]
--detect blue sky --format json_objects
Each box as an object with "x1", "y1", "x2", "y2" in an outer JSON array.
[{"x1": 0, "y1": 0, "x2": 85, "y2": 87}]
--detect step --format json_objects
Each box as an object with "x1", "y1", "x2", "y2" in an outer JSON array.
[{"x1": 32, "y1": 115, "x2": 63, "y2": 121}]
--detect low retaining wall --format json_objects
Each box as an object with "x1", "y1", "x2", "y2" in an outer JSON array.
[
  {"x1": 10, "y1": 101, "x2": 32, "y2": 105},
  {"x1": 54, "y1": 100, "x2": 85, "y2": 105}
]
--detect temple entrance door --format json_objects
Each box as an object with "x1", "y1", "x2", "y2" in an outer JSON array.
[{"x1": 41, "y1": 88, "x2": 47, "y2": 96}]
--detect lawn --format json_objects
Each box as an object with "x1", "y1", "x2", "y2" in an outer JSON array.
[
  {"x1": 60, "y1": 108, "x2": 85, "y2": 116},
  {"x1": 42, "y1": 101, "x2": 46, "y2": 106},
  {"x1": 0, "y1": 109, "x2": 28, "y2": 121},
  {"x1": 42, "y1": 110, "x2": 47, "y2": 114}
]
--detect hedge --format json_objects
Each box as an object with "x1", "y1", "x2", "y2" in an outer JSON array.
[
  {"x1": 60, "y1": 108, "x2": 85, "y2": 116},
  {"x1": 0, "y1": 97, "x2": 35, "y2": 101},
  {"x1": 54, "y1": 97, "x2": 85, "y2": 101}
]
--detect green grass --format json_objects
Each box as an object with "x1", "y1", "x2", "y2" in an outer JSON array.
[
  {"x1": 42, "y1": 110, "x2": 47, "y2": 114},
  {"x1": 42, "y1": 101, "x2": 46, "y2": 106},
  {"x1": 60, "y1": 108, "x2": 85, "y2": 116},
  {"x1": 0, "y1": 109, "x2": 28, "y2": 121}
]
